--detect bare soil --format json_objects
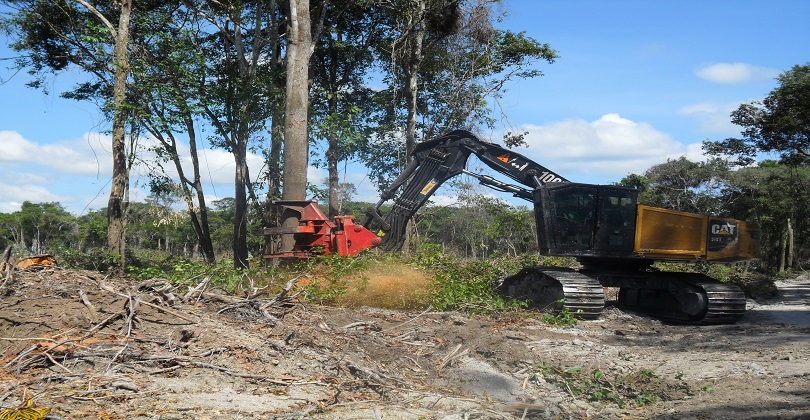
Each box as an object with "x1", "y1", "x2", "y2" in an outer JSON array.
[{"x1": 1, "y1": 267, "x2": 809, "y2": 419}]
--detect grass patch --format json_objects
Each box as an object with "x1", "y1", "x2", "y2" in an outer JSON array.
[{"x1": 533, "y1": 363, "x2": 691, "y2": 408}]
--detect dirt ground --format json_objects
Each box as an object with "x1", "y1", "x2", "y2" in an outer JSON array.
[{"x1": 1, "y1": 266, "x2": 809, "y2": 419}]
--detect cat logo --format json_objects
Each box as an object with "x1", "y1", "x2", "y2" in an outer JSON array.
[
  {"x1": 711, "y1": 223, "x2": 737, "y2": 235},
  {"x1": 497, "y1": 153, "x2": 510, "y2": 163}
]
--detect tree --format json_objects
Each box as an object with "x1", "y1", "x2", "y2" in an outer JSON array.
[
  {"x1": 126, "y1": 4, "x2": 218, "y2": 265},
  {"x1": 704, "y1": 63, "x2": 810, "y2": 166},
  {"x1": 107, "y1": 0, "x2": 133, "y2": 271},
  {"x1": 722, "y1": 161, "x2": 810, "y2": 270},
  {"x1": 629, "y1": 157, "x2": 732, "y2": 216},
  {"x1": 280, "y1": 0, "x2": 314, "y2": 252},
  {"x1": 309, "y1": 1, "x2": 379, "y2": 217},
  {"x1": 3, "y1": 202, "x2": 77, "y2": 254},
  {"x1": 2, "y1": 0, "x2": 135, "y2": 271},
  {"x1": 363, "y1": 0, "x2": 558, "y2": 191},
  {"x1": 185, "y1": 0, "x2": 284, "y2": 268},
  {"x1": 703, "y1": 63, "x2": 810, "y2": 270}
]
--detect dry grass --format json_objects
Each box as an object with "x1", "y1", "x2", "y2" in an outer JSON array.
[{"x1": 335, "y1": 261, "x2": 432, "y2": 310}]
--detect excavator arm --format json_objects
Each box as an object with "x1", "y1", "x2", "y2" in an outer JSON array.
[{"x1": 362, "y1": 129, "x2": 568, "y2": 250}]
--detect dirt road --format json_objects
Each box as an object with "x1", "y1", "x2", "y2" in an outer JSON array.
[{"x1": 1, "y1": 269, "x2": 809, "y2": 419}]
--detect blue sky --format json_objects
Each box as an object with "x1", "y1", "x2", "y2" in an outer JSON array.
[{"x1": 1, "y1": 0, "x2": 808, "y2": 214}]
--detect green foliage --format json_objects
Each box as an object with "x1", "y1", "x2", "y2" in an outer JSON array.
[
  {"x1": 412, "y1": 245, "x2": 528, "y2": 314},
  {"x1": 539, "y1": 304, "x2": 579, "y2": 327},
  {"x1": 635, "y1": 157, "x2": 733, "y2": 215},
  {"x1": 123, "y1": 248, "x2": 263, "y2": 294},
  {"x1": 534, "y1": 363, "x2": 684, "y2": 408},
  {"x1": 299, "y1": 254, "x2": 369, "y2": 305},
  {"x1": 57, "y1": 247, "x2": 119, "y2": 272},
  {"x1": 723, "y1": 163, "x2": 810, "y2": 270},
  {"x1": 415, "y1": 185, "x2": 537, "y2": 259},
  {"x1": 0, "y1": 201, "x2": 78, "y2": 254}
]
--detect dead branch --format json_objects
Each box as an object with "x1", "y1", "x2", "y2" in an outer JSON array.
[
  {"x1": 135, "y1": 355, "x2": 296, "y2": 385},
  {"x1": 3, "y1": 344, "x2": 38, "y2": 370},
  {"x1": 135, "y1": 278, "x2": 180, "y2": 306},
  {"x1": 123, "y1": 294, "x2": 140, "y2": 337},
  {"x1": 183, "y1": 276, "x2": 210, "y2": 302},
  {"x1": 77, "y1": 289, "x2": 96, "y2": 311},
  {"x1": 99, "y1": 281, "x2": 197, "y2": 324},
  {"x1": 78, "y1": 289, "x2": 99, "y2": 323},
  {"x1": 273, "y1": 274, "x2": 307, "y2": 303},
  {"x1": 342, "y1": 321, "x2": 382, "y2": 331},
  {"x1": 381, "y1": 306, "x2": 433, "y2": 333},
  {"x1": 44, "y1": 351, "x2": 73, "y2": 374},
  {"x1": 343, "y1": 360, "x2": 389, "y2": 385},
  {"x1": 109, "y1": 381, "x2": 139, "y2": 392},
  {"x1": 438, "y1": 344, "x2": 468, "y2": 369}
]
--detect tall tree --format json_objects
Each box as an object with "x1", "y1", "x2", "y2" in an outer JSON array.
[
  {"x1": 310, "y1": 1, "x2": 378, "y2": 217},
  {"x1": 107, "y1": 0, "x2": 133, "y2": 271},
  {"x1": 2, "y1": 0, "x2": 135, "y2": 271},
  {"x1": 363, "y1": 0, "x2": 558, "y2": 191},
  {"x1": 189, "y1": 0, "x2": 283, "y2": 268},
  {"x1": 280, "y1": 0, "x2": 314, "y2": 251},
  {"x1": 722, "y1": 161, "x2": 810, "y2": 270},
  {"x1": 128, "y1": 5, "x2": 218, "y2": 264},
  {"x1": 703, "y1": 63, "x2": 810, "y2": 270}
]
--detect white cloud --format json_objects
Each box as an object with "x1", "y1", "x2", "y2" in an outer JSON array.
[
  {"x1": 0, "y1": 130, "x2": 113, "y2": 176},
  {"x1": 683, "y1": 142, "x2": 709, "y2": 162},
  {"x1": 49, "y1": 133, "x2": 113, "y2": 175},
  {"x1": 679, "y1": 101, "x2": 741, "y2": 134},
  {"x1": 516, "y1": 114, "x2": 685, "y2": 181},
  {"x1": 0, "y1": 182, "x2": 63, "y2": 213},
  {"x1": 695, "y1": 63, "x2": 779, "y2": 84},
  {"x1": 0, "y1": 131, "x2": 33, "y2": 161}
]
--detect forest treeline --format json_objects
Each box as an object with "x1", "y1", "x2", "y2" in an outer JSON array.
[
  {"x1": 1, "y1": 153, "x2": 808, "y2": 272},
  {"x1": 0, "y1": 0, "x2": 807, "y2": 274}
]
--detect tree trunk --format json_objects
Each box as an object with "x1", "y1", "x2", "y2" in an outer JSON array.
[
  {"x1": 779, "y1": 230, "x2": 787, "y2": 272},
  {"x1": 233, "y1": 139, "x2": 250, "y2": 268},
  {"x1": 399, "y1": 0, "x2": 425, "y2": 257},
  {"x1": 787, "y1": 218, "x2": 794, "y2": 269},
  {"x1": 326, "y1": 94, "x2": 340, "y2": 217},
  {"x1": 280, "y1": 0, "x2": 313, "y2": 252},
  {"x1": 404, "y1": 0, "x2": 425, "y2": 162},
  {"x1": 262, "y1": 2, "x2": 284, "y2": 257},
  {"x1": 106, "y1": 0, "x2": 132, "y2": 273},
  {"x1": 263, "y1": 109, "x2": 285, "y2": 256},
  {"x1": 327, "y1": 135, "x2": 340, "y2": 217},
  {"x1": 186, "y1": 117, "x2": 216, "y2": 264}
]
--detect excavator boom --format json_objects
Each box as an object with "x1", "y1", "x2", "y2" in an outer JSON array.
[{"x1": 362, "y1": 130, "x2": 567, "y2": 250}]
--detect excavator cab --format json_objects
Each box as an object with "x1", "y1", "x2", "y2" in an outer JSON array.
[{"x1": 535, "y1": 183, "x2": 638, "y2": 257}]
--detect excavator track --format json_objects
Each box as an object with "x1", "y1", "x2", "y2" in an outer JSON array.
[
  {"x1": 614, "y1": 272, "x2": 746, "y2": 324},
  {"x1": 683, "y1": 275, "x2": 747, "y2": 324},
  {"x1": 499, "y1": 267, "x2": 604, "y2": 319}
]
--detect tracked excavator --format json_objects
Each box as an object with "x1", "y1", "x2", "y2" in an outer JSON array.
[{"x1": 263, "y1": 130, "x2": 759, "y2": 324}]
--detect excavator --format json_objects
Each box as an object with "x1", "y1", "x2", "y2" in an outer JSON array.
[{"x1": 261, "y1": 130, "x2": 759, "y2": 324}]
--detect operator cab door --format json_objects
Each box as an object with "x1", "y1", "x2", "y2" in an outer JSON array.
[
  {"x1": 593, "y1": 187, "x2": 637, "y2": 253},
  {"x1": 548, "y1": 185, "x2": 597, "y2": 250}
]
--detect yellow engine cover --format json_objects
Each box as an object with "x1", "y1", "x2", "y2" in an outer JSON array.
[{"x1": 633, "y1": 205, "x2": 759, "y2": 262}]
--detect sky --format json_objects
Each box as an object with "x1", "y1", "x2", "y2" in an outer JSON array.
[{"x1": 1, "y1": 0, "x2": 808, "y2": 215}]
